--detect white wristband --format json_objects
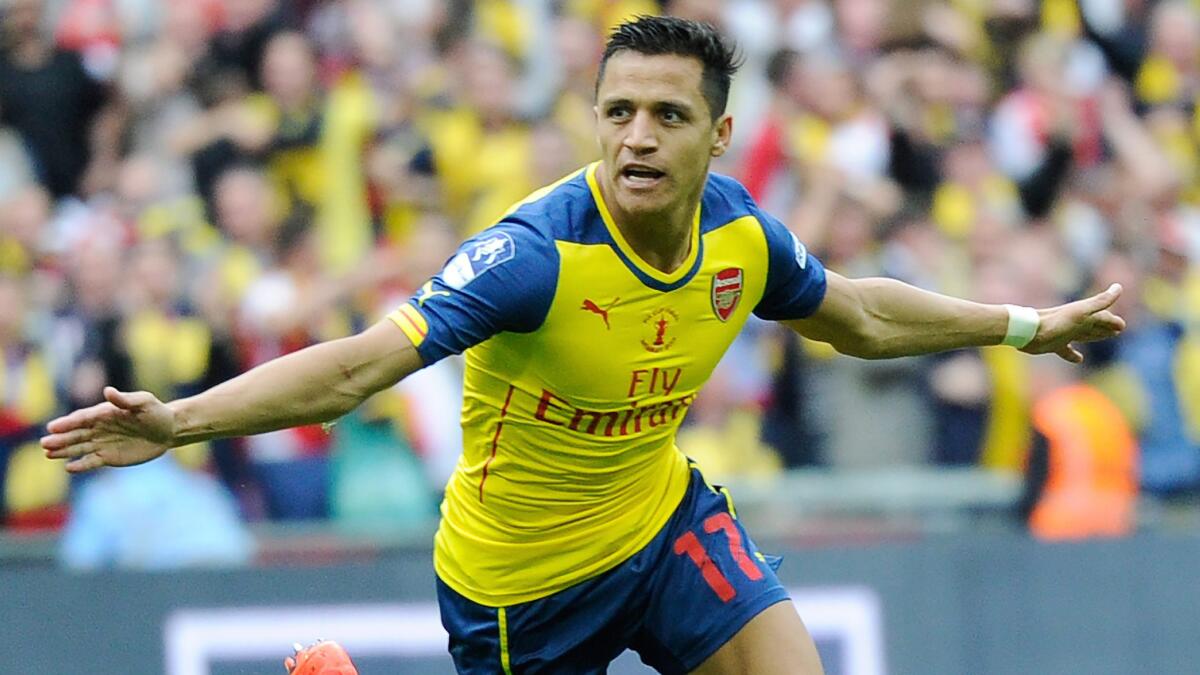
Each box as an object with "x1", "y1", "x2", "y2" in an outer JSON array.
[{"x1": 1002, "y1": 304, "x2": 1040, "y2": 349}]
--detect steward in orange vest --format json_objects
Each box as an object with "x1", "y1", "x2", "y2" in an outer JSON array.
[{"x1": 1021, "y1": 383, "x2": 1138, "y2": 541}]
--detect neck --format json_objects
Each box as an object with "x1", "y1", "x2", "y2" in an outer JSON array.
[{"x1": 601, "y1": 171, "x2": 700, "y2": 274}]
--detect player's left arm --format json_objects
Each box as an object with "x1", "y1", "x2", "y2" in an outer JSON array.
[{"x1": 784, "y1": 270, "x2": 1126, "y2": 362}]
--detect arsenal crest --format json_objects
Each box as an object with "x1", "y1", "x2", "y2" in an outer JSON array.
[{"x1": 711, "y1": 268, "x2": 743, "y2": 322}]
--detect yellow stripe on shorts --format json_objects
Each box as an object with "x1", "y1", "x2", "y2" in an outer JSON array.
[
  {"x1": 388, "y1": 304, "x2": 429, "y2": 348},
  {"x1": 498, "y1": 607, "x2": 514, "y2": 675}
]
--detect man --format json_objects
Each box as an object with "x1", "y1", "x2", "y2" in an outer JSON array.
[
  {"x1": 43, "y1": 17, "x2": 1125, "y2": 675},
  {"x1": 0, "y1": 0, "x2": 125, "y2": 198}
]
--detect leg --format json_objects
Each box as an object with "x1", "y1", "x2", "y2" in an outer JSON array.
[
  {"x1": 689, "y1": 600, "x2": 824, "y2": 675},
  {"x1": 630, "y1": 467, "x2": 823, "y2": 674}
]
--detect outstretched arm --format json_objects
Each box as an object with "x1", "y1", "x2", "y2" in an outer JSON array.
[
  {"x1": 786, "y1": 271, "x2": 1125, "y2": 362},
  {"x1": 42, "y1": 319, "x2": 422, "y2": 473}
]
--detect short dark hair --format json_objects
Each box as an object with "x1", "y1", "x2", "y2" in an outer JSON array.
[{"x1": 597, "y1": 15, "x2": 742, "y2": 121}]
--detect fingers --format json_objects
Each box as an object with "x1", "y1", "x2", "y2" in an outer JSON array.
[
  {"x1": 1092, "y1": 309, "x2": 1126, "y2": 332},
  {"x1": 41, "y1": 428, "x2": 94, "y2": 453},
  {"x1": 1068, "y1": 310, "x2": 1125, "y2": 345},
  {"x1": 65, "y1": 452, "x2": 107, "y2": 474},
  {"x1": 46, "y1": 387, "x2": 157, "y2": 436},
  {"x1": 1082, "y1": 283, "x2": 1122, "y2": 314},
  {"x1": 45, "y1": 440, "x2": 98, "y2": 460},
  {"x1": 105, "y1": 387, "x2": 157, "y2": 411},
  {"x1": 1056, "y1": 344, "x2": 1084, "y2": 364},
  {"x1": 45, "y1": 401, "x2": 120, "y2": 434},
  {"x1": 1024, "y1": 282, "x2": 1123, "y2": 364}
]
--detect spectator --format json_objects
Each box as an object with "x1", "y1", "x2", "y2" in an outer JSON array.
[
  {"x1": 424, "y1": 39, "x2": 539, "y2": 234},
  {"x1": 794, "y1": 50, "x2": 892, "y2": 184},
  {"x1": 989, "y1": 33, "x2": 1103, "y2": 207},
  {"x1": 1134, "y1": 0, "x2": 1200, "y2": 109},
  {"x1": 740, "y1": 48, "x2": 804, "y2": 210},
  {"x1": 201, "y1": 0, "x2": 292, "y2": 91},
  {"x1": 0, "y1": 0, "x2": 126, "y2": 199},
  {"x1": 0, "y1": 275, "x2": 63, "y2": 529},
  {"x1": 237, "y1": 213, "x2": 337, "y2": 520},
  {"x1": 549, "y1": 15, "x2": 605, "y2": 166},
  {"x1": 59, "y1": 455, "x2": 254, "y2": 569},
  {"x1": 49, "y1": 233, "x2": 133, "y2": 414},
  {"x1": 1118, "y1": 227, "x2": 1200, "y2": 494},
  {"x1": 234, "y1": 209, "x2": 399, "y2": 519},
  {"x1": 1017, "y1": 358, "x2": 1138, "y2": 541},
  {"x1": 0, "y1": 185, "x2": 55, "y2": 277},
  {"x1": 123, "y1": 238, "x2": 213, "y2": 403}
]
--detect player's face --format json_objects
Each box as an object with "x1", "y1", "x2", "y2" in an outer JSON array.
[{"x1": 595, "y1": 52, "x2": 732, "y2": 222}]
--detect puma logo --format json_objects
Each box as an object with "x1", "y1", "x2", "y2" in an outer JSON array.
[
  {"x1": 581, "y1": 297, "x2": 619, "y2": 329},
  {"x1": 416, "y1": 281, "x2": 451, "y2": 306}
]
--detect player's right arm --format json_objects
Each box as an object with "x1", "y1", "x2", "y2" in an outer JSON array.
[
  {"x1": 44, "y1": 216, "x2": 556, "y2": 474},
  {"x1": 41, "y1": 319, "x2": 421, "y2": 473}
]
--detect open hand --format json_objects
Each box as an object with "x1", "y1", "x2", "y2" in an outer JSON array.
[
  {"x1": 1021, "y1": 283, "x2": 1127, "y2": 363},
  {"x1": 41, "y1": 387, "x2": 176, "y2": 473}
]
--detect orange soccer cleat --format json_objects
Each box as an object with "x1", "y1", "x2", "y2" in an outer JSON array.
[{"x1": 284, "y1": 640, "x2": 359, "y2": 675}]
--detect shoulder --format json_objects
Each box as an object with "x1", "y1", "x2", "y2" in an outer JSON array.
[
  {"x1": 700, "y1": 171, "x2": 773, "y2": 234},
  {"x1": 705, "y1": 171, "x2": 754, "y2": 202},
  {"x1": 441, "y1": 168, "x2": 601, "y2": 291},
  {"x1": 704, "y1": 171, "x2": 756, "y2": 211},
  {"x1": 442, "y1": 219, "x2": 554, "y2": 292},
  {"x1": 503, "y1": 166, "x2": 598, "y2": 240},
  {"x1": 703, "y1": 174, "x2": 820, "y2": 287},
  {"x1": 702, "y1": 172, "x2": 760, "y2": 222}
]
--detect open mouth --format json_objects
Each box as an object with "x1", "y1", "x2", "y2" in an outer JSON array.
[{"x1": 620, "y1": 165, "x2": 666, "y2": 188}]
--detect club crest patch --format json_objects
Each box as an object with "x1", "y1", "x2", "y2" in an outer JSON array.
[
  {"x1": 712, "y1": 267, "x2": 743, "y2": 322},
  {"x1": 442, "y1": 232, "x2": 516, "y2": 289}
]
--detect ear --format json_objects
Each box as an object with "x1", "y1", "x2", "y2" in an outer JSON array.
[{"x1": 711, "y1": 113, "x2": 733, "y2": 157}]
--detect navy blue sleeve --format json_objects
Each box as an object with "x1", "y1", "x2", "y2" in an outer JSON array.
[
  {"x1": 393, "y1": 218, "x2": 558, "y2": 365},
  {"x1": 749, "y1": 201, "x2": 827, "y2": 320}
]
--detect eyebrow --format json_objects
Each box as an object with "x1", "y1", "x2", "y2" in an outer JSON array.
[{"x1": 600, "y1": 97, "x2": 697, "y2": 114}]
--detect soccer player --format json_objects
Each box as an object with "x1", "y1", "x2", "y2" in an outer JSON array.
[{"x1": 42, "y1": 16, "x2": 1125, "y2": 675}]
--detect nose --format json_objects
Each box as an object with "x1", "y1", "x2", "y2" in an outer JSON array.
[{"x1": 623, "y1": 110, "x2": 658, "y2": 154}]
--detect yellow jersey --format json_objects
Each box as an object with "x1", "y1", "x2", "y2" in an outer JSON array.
[{"x1": 389, "y1": 163, "x2": 826, "y2": 606}]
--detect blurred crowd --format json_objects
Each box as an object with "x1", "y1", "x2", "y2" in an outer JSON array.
[{"x1": 0, "y1": 0, "x2": 1197, "y2": 565}]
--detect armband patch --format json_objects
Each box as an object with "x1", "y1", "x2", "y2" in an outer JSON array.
[
  {"x1": 443, "y1": 232, "x2": 516, "y2": 289},
  {"x1": 789, "y1": 231, "x2": 808, "y2": 270}
]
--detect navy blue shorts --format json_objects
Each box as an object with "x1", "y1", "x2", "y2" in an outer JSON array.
[{"x1": 436, "y1": 465, "x2": 789, "y2": 674}]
